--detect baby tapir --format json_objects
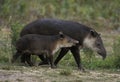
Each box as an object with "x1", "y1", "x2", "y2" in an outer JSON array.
[{"x1": 12, "y1": 32, "x2": 79, "y2": 68}]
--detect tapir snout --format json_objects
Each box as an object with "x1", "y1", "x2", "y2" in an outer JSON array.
[{"x1": 97, "y1": 47, "x2": 106, "y2": 60}]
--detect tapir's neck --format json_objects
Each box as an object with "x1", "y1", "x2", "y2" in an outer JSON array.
[{"x1": 52, "y1": 43, "x2": 62, "y2": 54}]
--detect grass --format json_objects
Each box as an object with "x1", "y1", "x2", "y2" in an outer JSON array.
[
  {"x1": 0, "y1": 0, "x2": 119, "y2": 30},
  {"x1": 59, "y1": 68, "x2": 72, "y2": 76},
  {"x1": 0, "y1": 63, "x2": 120, "y2": 82}
]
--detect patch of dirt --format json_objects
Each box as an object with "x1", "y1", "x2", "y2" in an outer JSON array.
[
  {"x1": 0, "y1": 70, "x2": 43, "y2": 82},
  {"x1": 0, "y1": 67, "x2": 120, "y2": 82}
]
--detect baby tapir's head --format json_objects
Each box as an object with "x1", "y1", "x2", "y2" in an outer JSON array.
[{"x1": 57, "y1": 32, "x2": 79, "y2": 48}]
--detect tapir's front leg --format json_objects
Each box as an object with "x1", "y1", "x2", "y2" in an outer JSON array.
[
  {"x1": 70, "y1": 46, "x2": 85, "y2": 71},
  {"x1": 48, "y1": 54, "x2": 56, "y2": 68},
  {"x1": 54, "y1": 48, "x2": 69, "y2": 66}
]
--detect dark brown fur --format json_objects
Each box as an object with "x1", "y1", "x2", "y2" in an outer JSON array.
[
  {"x1": 12, "y1": 33, "x2": 78, "y2": 68},
  {"x1": 20, "y1": 19, "x2": 107, "y2": 71}
]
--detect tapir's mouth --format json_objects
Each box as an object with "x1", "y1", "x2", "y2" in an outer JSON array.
[{"x1": 98, "y1": 52, "x2": 106, "y2": 60}]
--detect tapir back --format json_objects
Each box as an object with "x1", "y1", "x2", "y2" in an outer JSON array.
[
  {"x1": 20, "y1": 19, "x2": 90, "y2": 43},
  {"x1": 16, "y1": 34, "x2": 78, "y2": 55},
  {"x1": 16, "y1": 34, "x2": 57, "y2": 54}
]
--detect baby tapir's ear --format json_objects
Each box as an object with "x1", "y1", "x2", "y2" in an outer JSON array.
[
  {"x1": 59, "y1": 31, "x2": 65, "y2": 39},
  {"x1": 90, "y1": 30, "x2": 97, "y2": 37}
]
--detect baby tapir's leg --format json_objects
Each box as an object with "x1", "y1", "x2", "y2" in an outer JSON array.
[
  {"x1": 25, "y1": 53, "x2": 34, "y2": 66},
  {"x1": 48, "y1": 54, "x2": 56, "y2": 68},
  {"x1": 11, "y1": 51, "x2": 21, "y2": 63},
  {"x1": 38, "y1": 55, "x2": 49, "y2": 65},
  {"x1": 20, "y1": 54, "x2": 27, "y2": 64}
]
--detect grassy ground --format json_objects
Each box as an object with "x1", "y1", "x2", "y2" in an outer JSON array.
[{"x1": 0, "y1": 65, "x2": 120, "y2": 82}]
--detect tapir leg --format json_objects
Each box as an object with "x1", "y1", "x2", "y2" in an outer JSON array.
[
  {"x1": 20, "y1": 54, "x2": 26, "y2": 63},
  {"x1": 54, "y1": 48, "x2": 69, "y2": 66},
  {"x1": 25, "y1": 53, "x2": 34, "y2": 66},
  {"x1": 48, "y1": 54, "x2": 56, "y2": 68},
  {"x1": 38, "y1": 55, "x2": 49, "y2": 65},
  {"x1": 70, "y1": 46, "x2": 84, "y2": 71},
  {"x1": 21, "y1": 54, "x2": 49, "y2": 65},
  {"x1": 11, "y1": 51, "x2": 21, "y2": 63}
]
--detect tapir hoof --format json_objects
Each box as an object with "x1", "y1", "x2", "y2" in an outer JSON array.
[
  {"x1": 29, "y1": 64, "x2": 34, "y2": 67},
  {"x1": 78, "y1": 67, "x2": 85, "y2": 72},
  {"x1": 38, "y1": 61, "x2": 49, "y2": 65},
  {"x1": 28, "y1": 62, "x2": 34, "y2": 66},
  {"x1": 51, "y1": 65, "x2": 57, "y2": 69}
]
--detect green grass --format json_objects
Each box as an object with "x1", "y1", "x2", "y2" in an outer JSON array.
[
  {"x1": 0, "y1": 0, "x2": 119, "y2": 30},
  {"x1": 59, "y1": 68, "x2": 72, "y2": 76}
]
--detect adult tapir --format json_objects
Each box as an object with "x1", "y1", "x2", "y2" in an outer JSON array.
[{"x1": 20, "y1": 18, "x2": 106, "y2": 71}]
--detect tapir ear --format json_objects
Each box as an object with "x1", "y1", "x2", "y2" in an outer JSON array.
[
  {"x1": 59, "y1": 31, "x2": 64, "y2": 39},
  {"x1": 90, "y1": 30, "x2": 97, "y2": 37}
]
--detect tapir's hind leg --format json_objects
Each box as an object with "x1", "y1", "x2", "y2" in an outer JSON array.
[
  {"x1": 11, "y1": 51, "x2": 21, "y2": 63},
  {"x1": 25, "y1": 53, "x2": 34, "y2": 66},
  {"x1": 38, "y1": 55, "x2": 49, "y2": 65},
  {"x1": 20, "y1": 54, "x2": 26, "y2": 63}
]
